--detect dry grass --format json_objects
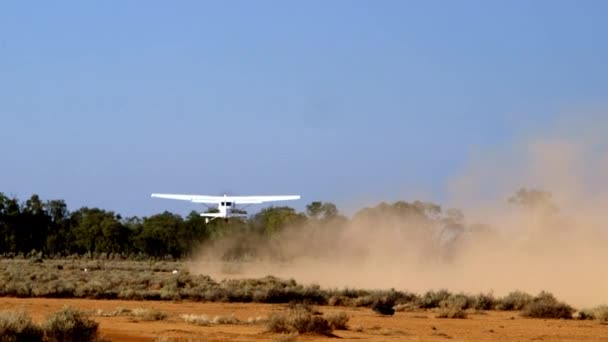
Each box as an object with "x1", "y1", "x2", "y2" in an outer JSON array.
[
  {"x1": 325, "y1": 311, "x2": 349, "y2": 330},
  {"x1": 266, "y1": 305, "x2": 333, "y2": 335},
  {"x1": 130, "y1": 308, "x2": 168, "y2": 321},
  {"x1": 0, "y1": 309, "x2": 43, "y2": 341},
  {"x1": 43, "y1": 306, "x2": 99, "y2": 342},
  {"x1": 592, "y1": 305, "x2": 608, "y2": 322},
  {"x1": 520, "y1": 292, "x2": 574, "y2": 319},
  {"x1": 435, "y1": 307, "x2": 468, "y2": 319}
]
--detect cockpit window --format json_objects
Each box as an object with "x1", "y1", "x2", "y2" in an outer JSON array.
[{"x1": 221, "y1": 202, "x2": 232, "y2": 207}]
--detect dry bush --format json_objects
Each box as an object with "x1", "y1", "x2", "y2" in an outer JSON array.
[
  {"x1": 0, "y1": 309, "x2": 43, "y2": 341},
  {"x1": 181, "y1": 314, "x2": 212, "y2": 326},
  {"x1": 247, "y1": 316, "x2": 267, "y2": 324},
  {"x1": 272, "y1": 333, "x2": 299, "y2": 342},
  {"x1": 473, "y1": 292, "x2": 496, "y2": 310},
  {"x1": 325, "y1": 312, "x2": 349, "y2": 330},
  {"x1": 440, "y1": 293, "x2": 473, "y2": 310},
  {"x1": 130, "y1": 308, "x2": 168, "y2": 321},
  {"x1": 393, "y1": 303, "x2": 419, "y2": 312},
  {"x1": 497, "y1": 291, "x2": 533, "y2": 310},
  {"x1": 435, "y1": 307, "x2": 468, "y2": 319},
  {"x1": 417, "y1": 289, "x2": 451, "y2": 309},
  {"x1": 212, "y1": 315, "x2": 240, "y2": 324},
  {"x1": 520, "y1": 292, "x2": 574, "y2": 319},
  {"x1": 592, "y1": 305, "x2": 608, "y2": 322},
  {"x1": 286, "y1": 302, "x2": 321, "y2": 315},
  {"x1": 266, "y1": 308, "x2": 333, "y2": 335},
  {"x1": 43, "y1": 307, "x2": 99, "y2": 342},
  {"x1": 181, "y1": 314, "x2": 240, "y2": 325},
  {"x1": 94, "y1": 307, "x2": 132, "y2": 317}
]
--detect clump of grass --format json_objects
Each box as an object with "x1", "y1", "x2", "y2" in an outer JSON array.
[
  {"x1": 417, "y1": 289, "x2": 451, "y2": 309},
  {"x1": 473, "y1": 292, "x2": 496, "y2": 310},
  {"x1": 131, "y1": 308, "x2": 168, "y2": 321},
  {"x1": 212, "y1": 314, "x2": 240, "y2": 324},
  {"x1": 325, "y1": 311, "x2": 349, "y2": 330},
  {"x1": 498, "y1": 291, "x2": 533, "y2": 311},
  {"x1": 286, "y1": 302, "x2": 321, "y2": 315},
  {"x1": 272, "y1": 333, "x2": 299, "y2": 342},
  {"x1": 440, "y1": 293, "x2": 473, "y2": 310},
  {"x1": 181, "y1": 314, "x2": 241, "y2": 325},
  {"x1": 520, "y1": 291, "x2": 574, "y2": 319},
  {"x1": 266, "y1": 307, "x2": 333, "y2": 335},
  {"x1": 181, "y1": 314, "x2": 212, "y2": 326},
  {"x1": 247, "y1": 316, "x2": 267, "y2": 324},
  {"x1": 393, "y1": 303, "x2": 418, "y2": 312},
  {"x1": 0, "y1": 309, "x2": 43, "y2": 341},
  {"x1": 592, "y1": 305, "x2": 608, "y2": 322},
  {"x1": 435, "y1": 307, "x2": 468, "y2": 319},
  {"x1": 43, "y1": 306, "x2": 99, "y2": 342},
  {"x1": 95, "y1": 307, "x2": 132, "y2": 317}
]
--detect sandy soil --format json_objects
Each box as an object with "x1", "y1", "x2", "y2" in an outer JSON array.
[{"x1": 1, "y1": 297, "x2": 607, "y2": 341}]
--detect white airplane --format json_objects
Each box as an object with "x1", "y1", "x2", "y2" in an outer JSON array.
[{"x1": 151, "y1": 193, "x2": 301, "y2": 223}]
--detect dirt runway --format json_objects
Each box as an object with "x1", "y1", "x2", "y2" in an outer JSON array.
[{"x1": 1, "y1": 297, "x2": 607, "y2": 341}]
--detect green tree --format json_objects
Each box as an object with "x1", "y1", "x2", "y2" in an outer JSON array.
[
  {"x1": 71, "y1": 208, "x2": 129, "y2": 254},
  {"x1": 20, "y1": 194, "x2": 50, "y2": 254},
  {"x1": 44, "y1": 199, "x2": 71, "y2": 255},
  {"x1": 306, "y1": 201, "x2": 339, "y2": 221},
  {"x1": 250, "y1": 206, "x2": 307, "y2": 235},
  {"x1": 135, "y1": 212, "x2": 184, "y2": 257}
]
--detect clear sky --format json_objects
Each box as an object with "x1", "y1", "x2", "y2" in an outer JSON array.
[{"x1": 1, "y1": 1, "x2": 607, "y2": 217}]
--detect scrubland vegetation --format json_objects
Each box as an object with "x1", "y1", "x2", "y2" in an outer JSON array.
[
  {"x1": 0, "y1": 257, "x2": 606, "y2": 323},
  {"x1": 0, "y1": 307, "x2": 103, "y2": 342}
]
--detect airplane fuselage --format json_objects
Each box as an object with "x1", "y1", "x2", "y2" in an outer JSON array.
[{"x1": 200, "y1": 199, "x2": 247, "y2": 223}]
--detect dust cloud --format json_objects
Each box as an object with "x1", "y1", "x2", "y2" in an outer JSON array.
[{"x1": 189, "y1": 113, "x2": 608, "y2": 308}]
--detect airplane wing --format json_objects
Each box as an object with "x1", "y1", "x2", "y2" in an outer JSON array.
[
  {"x1": 220, "y1": 195, "x2": 301, "y2": 204},
  {"x1": 151, "y1": 194, "x2": 300, "y2": 204}
]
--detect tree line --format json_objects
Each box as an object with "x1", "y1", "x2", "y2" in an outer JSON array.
[{"x1": 0, "y1": 189, "x2": 552, "y2": 259}]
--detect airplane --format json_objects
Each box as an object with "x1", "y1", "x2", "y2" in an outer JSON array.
[{"x1": 151, "y1": 193, "x2": 301, "y2": 223}]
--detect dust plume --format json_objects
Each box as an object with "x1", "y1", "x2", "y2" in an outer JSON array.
[{"x1": 189, "y1": 113, "x2": 608, "y2": 308}]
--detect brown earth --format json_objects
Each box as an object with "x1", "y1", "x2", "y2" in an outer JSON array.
[{"x1": 1, "y1": 297, "x2": 607, "y2": 341}]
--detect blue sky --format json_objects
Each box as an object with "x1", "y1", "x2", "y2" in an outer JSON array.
[{"x1": 1, "y1": 1, "x2": 607, "y2": 217}]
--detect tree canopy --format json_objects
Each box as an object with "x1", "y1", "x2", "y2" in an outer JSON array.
[{"x1": 0, "y1": 189, "x2": 546, "y2": 259}]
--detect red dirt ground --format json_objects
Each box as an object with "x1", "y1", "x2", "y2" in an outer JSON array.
[{"x1": 1, "y1": 297, "x2": 608, "y2": 341}]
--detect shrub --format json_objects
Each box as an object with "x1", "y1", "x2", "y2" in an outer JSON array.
[
  {"x1": 325, "y1": 312, "x2": 349, "y2": 330},
  {"x1": 181, "y1": 314, "x2": 212, "y2": 326},
  {"x1": 247, "y1": 316, "x2": 267, "y2": 324},
  {"x1": 435, "y1": 307, "x2": 468, "y2": 319},
  {"x1": 498, "y1": 291, "x2": 533, "y2": 311},
  {"x1": 473, "y1": 292, "x2": 496, "y2": 310},
  {"x1": 181, "y1": 314, "x2": 240, "y2": 325},
  {"x1": 417, "y1": 290, "x2": 451, "y2": 309},
  {"x1": 43, "y1": 307, "x2": 99, "y2": 342},
  {"x1": 0, "y1": 310, "x2": 43, "y2": 342},
  {"x1": 520, "y1": 292, "x2": 574, "y2": 319},
  {"x1": 593, "y1": 305, "x2": 608, "y2": 322},
  {"x1": 212, "y1": 315, "x2": 240, "y2": 324},
  {"x1": 130, "y1": 308, "x2": 168, "y2": 321},
  {"x1": 440, "y1": 293, "x2": 473, "y2": 310},
  {"x1": 266, "y1": 309, "x2": 333, "y2": 335},
  {"x1": 393, "y1": 303, "x2": 419, "y2": 312},
  {"x1": 286, "y1": 302, "x2": 321, "y2": 315}
]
